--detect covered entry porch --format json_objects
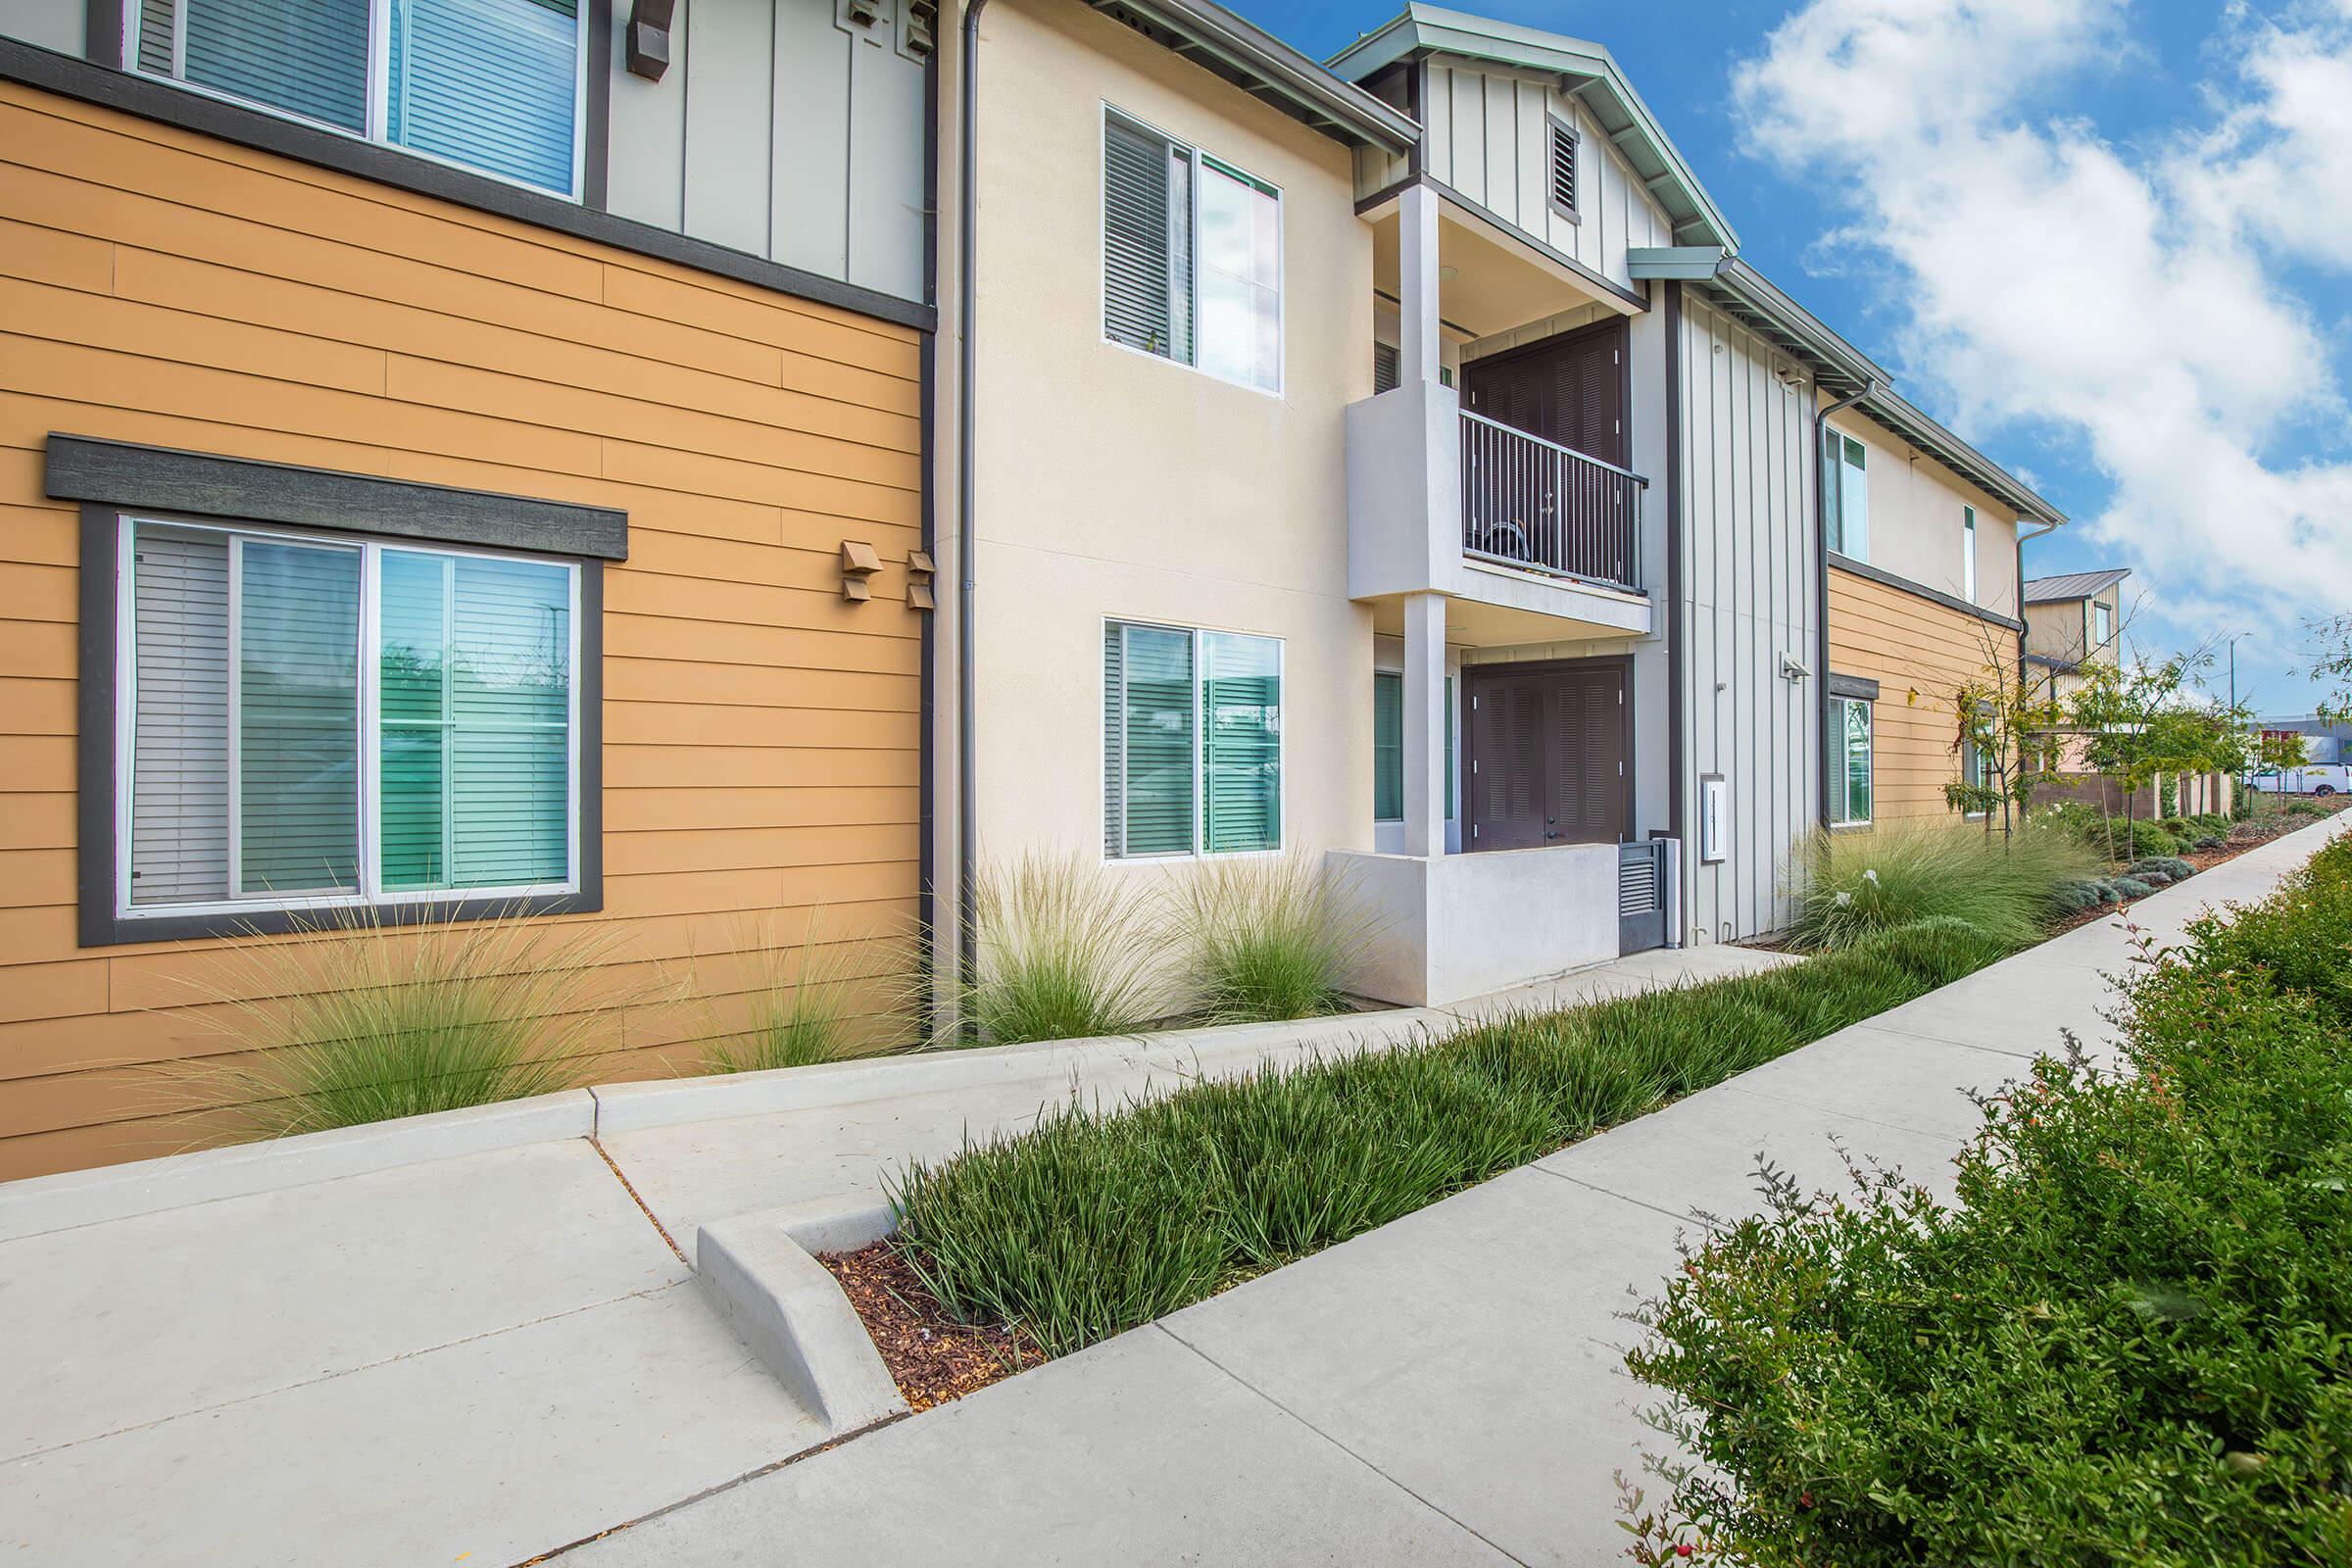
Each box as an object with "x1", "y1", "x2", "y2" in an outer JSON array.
[{"x1": 1340, "y1": 589, "x2": 1674, "y2": 1007}]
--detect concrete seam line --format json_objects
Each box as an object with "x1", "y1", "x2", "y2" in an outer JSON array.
[
  {"x1": 1524, "y1": 1162, "x2": 1726, "y2": 1233},
  {"x1": 1150, "y1": 1324, "x2": 1540, "y2": 1568},
  {"x1": 5, "y1": 1280, "x2": 688, "y2": 1467},
  {"x1": 589, "y1": 1136, "x2": 687, "y2": 1266}
]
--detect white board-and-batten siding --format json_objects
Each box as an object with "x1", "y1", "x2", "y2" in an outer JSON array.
[{"x1": 1678, "y1": 295, "x2": 1818, "y2": 944}]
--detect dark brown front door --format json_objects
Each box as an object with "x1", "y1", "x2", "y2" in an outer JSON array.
[
  {"x1": 1462, "y1": 318, "x2": 1628, "y2": 464},
  {"x1": 1463, "y1": 659, "x2": 1630, "y2": 852}
]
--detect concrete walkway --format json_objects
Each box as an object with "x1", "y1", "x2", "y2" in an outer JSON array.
[
  {"x1": 0, "y1": 942, "x2": 1779, "y2": 1567},
  {"x1": 560, "y1": 815, "x2": 2348, "y2": 1567}
]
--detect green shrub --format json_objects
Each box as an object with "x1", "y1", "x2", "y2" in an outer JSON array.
[
  {"x1": 2126, "y1": 819, "x2": 2184, "y2": 858},
  {"x1": 2109, "y1": 875, "x2": 2154, "y2": 900},
  {"x1": 2288, "y1": 798, "x2": 2328, "y2": 818},
  {"x1": 696, "y1": 914, "x2": 905, "y2": 1075},
  {"x1": 2128, "y1": 856, "x2": 2194, "y2": 883},
  {"x1": 1786, "y1": 821, "x2": 2097, "y2": 952},
  {"x1": 2050, "y1": 878, "x2": 2106, "y2": 913},
  {"x1": 2195, "y1": 834, "x2": 2228, "y2": 850},
  {"x1": 894, "y1": 923, "x2": 2008, "y2": 1357},
  {"x1": 1626, "y1": 843, "x2": 2352, "y2": 1568},
  {"x1": 2161, "y1": 813, "x2": 2192, "y2": 839},
  {"x1": 184, "y1": 907, "x2": 624, "y2": 1139},
  {"x1": 957, "y1": 853, "x2": 1157, "y2": 1046},
  {"x1": 1171, "y1": 854, "x2": 1377, "y2": 1024},
  {"x1": 2137, "y1": 869, "x2": 2176, "y2": 888}
]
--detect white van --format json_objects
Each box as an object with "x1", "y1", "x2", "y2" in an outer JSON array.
[{"x1": 2251, "y1": 764, "x2": 2352, "y2": 796}]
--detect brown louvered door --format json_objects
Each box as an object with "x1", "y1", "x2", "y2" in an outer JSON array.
[
  {"x1": 1463, "y1": 318, "x2": 1627, "y2": 464},
  {"x1": 1465, "y1": 659, "x2": 1629, "y2": 852}
]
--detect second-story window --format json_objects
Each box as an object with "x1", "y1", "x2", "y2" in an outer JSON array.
[
  {"x1": 1823, "y1": 431, "x2": 1869, "y2": 561},
  {"x1": 1102, "y1": 108, "x2": 1282, "y2": 393},
  {"x1": 132, "y1": 0, "x2": 586, "y2": 197},
  {"x1": 2093, "y1": 601, "x2": 2113, "y2": 648},
  {"x1": 1961, "y1": 505, "x2": 1978, "y2": 603}
]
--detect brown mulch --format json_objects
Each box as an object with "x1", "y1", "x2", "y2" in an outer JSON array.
[
  {"x1": 2043, "y1": 797, "x2": 2352, "y2": 935},
  {"x1": 818, "y1": 1242, "x2": 1044, "y2": 1413}
]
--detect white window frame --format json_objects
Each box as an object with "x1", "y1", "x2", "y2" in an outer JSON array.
[
  {"x1": 1102, "y1": 616, "x2": 1286, "y2": 864},
  {"x1": 2092, "y1": 600, "x2": 2114, "y2": 649},
  {"x1": 1829, "y1": 694, "x2": 1874, "y2": 827},
  {"x1": 1960, "y1": 505, "x2": 1978, "y2": 604},
  {"x1": 1827, "y1": 431, "x2": 1869, "y2": 561},
  {"x1": 113, "y1": 512, "x2": 583, "y2": 924},
  {"x1": 1099, "y1": 104, "x2": 1286, "y2": 398},
  {"x1": 126, "y1": 0, "x2": 591, "y2": 201}
]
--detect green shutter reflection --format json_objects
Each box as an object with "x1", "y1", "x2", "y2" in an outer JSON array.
[
  {"x1": 1373, "y1": 670, "x2": 1402, "y2": 821},
  {"x1": 238, "y1": 540, "x2": 361, "y2": 895},
  {"x1": 1121, "y1": 624, "x2": 1195, "y2": 857}
]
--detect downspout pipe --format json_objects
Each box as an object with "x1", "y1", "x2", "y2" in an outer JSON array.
[
  {"x1": 1813, "y1": 380, "x2": 1876, "y2": 827},
  {"x1": 956, "y1": 0, "x2": 989, "y2": 1004}
]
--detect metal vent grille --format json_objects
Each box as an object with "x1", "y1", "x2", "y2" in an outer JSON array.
[
  {"x1": 1547, "y1": 118, "x2": 1578, "y2": 219},
  {"x1": 1618, "y1": 850, "x2": 1659, "y2": 916}
]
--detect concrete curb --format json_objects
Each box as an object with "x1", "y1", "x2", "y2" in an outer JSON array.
[
  {"x1": 588, "y1": 1007, "x2": 1455, "y2": 1136},
  {"x1": 0, "y1": 1089, "x2": 597, "y2": 1245},
  {"x1": 696, "y1": 1206, "x2": 908, "y2": 1435}
]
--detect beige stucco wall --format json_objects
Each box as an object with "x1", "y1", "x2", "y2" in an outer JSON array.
[
  {"x1": 1825, "y1": 407, "x2": 2023, "y2": 616},
  {"x1": 964, "y1": 0, "x2": 1376, "y2": 887}
]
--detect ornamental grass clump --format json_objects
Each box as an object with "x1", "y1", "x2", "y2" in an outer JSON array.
[
  {"x1": 1624, "y1": 839, "x2": 2352, "y2": 1567},
  {"x1": 956, "y1": 852, "x2": 1157, "y2": 1047},
  {"x1": 1171, "y1": 853, "x2": 1378, "y2": 1024},
  {"x1": 1786, "y1": 819, "x2": 2096, "y2": 952},
  {"x1": 181, "y1": 906, "x2": 625, "y2": 1140},
  {"x1": 696, "y1": 913, "x2": 906, "y2": 1075}
]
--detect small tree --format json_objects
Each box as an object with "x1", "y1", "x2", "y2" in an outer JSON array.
[
  {"x1": 2068, "y1": 649, "x2": 2253, "y2": 858},
  {"x1": 1940, "y1": 661, "x2": 2064, "y2": 839},
  {"x1": 2299, "y1": 615, "x2": 2352, "y2": 726}
]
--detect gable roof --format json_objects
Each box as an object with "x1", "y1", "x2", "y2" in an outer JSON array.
[
  {"x1": 1326, "y1": 5, "x2": 1737, "y2": 249},
  {"x1": 1085, "y1": 0, "x2": 1419, "y2": 152},
  {"x1": 2023, "y1": 568, "x2": 2131, "y2": 604}
]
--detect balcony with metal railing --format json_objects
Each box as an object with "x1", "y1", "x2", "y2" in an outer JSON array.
[{"x1": 1458, "y1": 411, "x2": 1644, "y2": 594}]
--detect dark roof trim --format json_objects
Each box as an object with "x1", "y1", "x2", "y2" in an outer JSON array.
[
  {"x1": 1328, "y1": 5, "x2": 1735, "y2": 248},
  {"x1": 0, "y1": 37, "x2": 937, "y2": 333},
  {"x1": 1632, "y1": 244, "x2": 2063, "y2": 526},
  {"x1": 1090, "y1": 0, "x2": 1418, "y2": 153},
  {"x1": 47, "y1": 434, "x2": 631, "y2": 561},
  {"x1": 1832, "y1": 552, "x2": 2022, "y2": 633}
]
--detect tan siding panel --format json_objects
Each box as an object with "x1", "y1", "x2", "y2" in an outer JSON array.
[
  {"x1": 0, "y1": 82, "x2": 924, "y2": 1178},
  {"x1": 1829, "y1": 566, "x2": 2017, "y2": 822}
]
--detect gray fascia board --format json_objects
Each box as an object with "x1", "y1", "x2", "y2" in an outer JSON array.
[
  {"x1": 1625, "y1": 245, "x2": 1724, "y2": 280},
  {"x1": 1709, "y1": 257, "x2": 1886, "y2": 390},
  {"x1": 1100, "y1": 0, "x2": 1417, "y2": 153},
  {"x1": 1327, "y1": 5, "x2": 1737, "y2": 249}
]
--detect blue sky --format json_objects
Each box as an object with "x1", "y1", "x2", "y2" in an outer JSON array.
[{"x1": 1239, "y1": 0, "x2": 2352, "y2": 718}]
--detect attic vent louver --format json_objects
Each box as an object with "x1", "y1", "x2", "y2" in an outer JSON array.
[{"x1": 1546, "y1": 115, "x2": 1579, "y2": 222}]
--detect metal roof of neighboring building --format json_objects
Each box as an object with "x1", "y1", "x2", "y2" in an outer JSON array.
[
  {"x1": 1326, "y1": 5, "x2": 1738, "y2": 249},
  {"x1": 2022, "y1": 568, "x2": 2131, "y2": 604}
]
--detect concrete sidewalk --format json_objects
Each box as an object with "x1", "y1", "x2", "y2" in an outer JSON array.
[
  {"x1": 0, "y1": 939, "x2": 1780, "y2": 1567},
  {"x1": 561, "y1": 815, "x2": 2348, "y2": 1567}
]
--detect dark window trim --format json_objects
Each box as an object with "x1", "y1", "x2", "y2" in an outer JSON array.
[
  {"x1": 1827, "y1": 671, "x2": 1881, "y2": 702},
  {"x1": 1829, "y1": 551, "x2": 2021, "y2": 632},
  {"x1": 48, "y1": 433, "x2": 629, "y2": 561},
  {"x1": 72, "y1": 466, "x2": 612, "y2": 949},
  {"x1": 0, "y1": 35, "x2": 936, "y2": 333}
]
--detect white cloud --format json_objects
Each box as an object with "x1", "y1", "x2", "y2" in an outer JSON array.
[{"x1": 1731, "y1": 0, "x2": 2352, "y2": 640}]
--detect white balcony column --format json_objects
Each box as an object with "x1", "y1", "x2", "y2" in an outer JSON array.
[
  {"x1": 1402, "y1": 590, "x2": 1448, "y2": 858},
  {"x1": 1397, "y1": 182, "x2": 1442, "y2": 387}
]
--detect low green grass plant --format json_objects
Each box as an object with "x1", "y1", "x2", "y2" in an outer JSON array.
[
  {"x1": 1785, "y1": 820, "x2": 2097, "y2": 952},
  {"x1": 955, "y1": 852, "x2": 1157, "y2": 1046},
  {"x1": 892, "y1": 922, "x2": 2008, "y2": 1357},
  {"x1": 695, "y1": 913, "x2": 904, "y2": 1075},
  {"x1": 1624, "y1": 834, "x2": 2352, "y2": 1566}
]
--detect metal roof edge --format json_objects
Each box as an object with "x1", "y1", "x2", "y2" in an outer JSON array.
[
  {"x1": 1860, "y1": 384, "x2": 2067, "y2": 526},
  {"x1": 1327, "y1": 5, "x2": 1738, "y2": 249},
  {"x1": 1094, "y1": 0, "x2": 1420, "y2": 153}
]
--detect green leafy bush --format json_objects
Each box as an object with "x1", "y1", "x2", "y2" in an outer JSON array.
[
  {"x1": 1626, "y1": 842, "x2": 2352, "y2": 1567},
  {"x1": 894, "y1": 923, "x2": 2003, "y2": 1356},
  {"x1": 2051, "y1": 878, "x2": 2106, "y2": 913},
  {"x1": 2110, "y1": 874, "x2": 2155, "y2": 900},
  {"x1": 1170, "y1": 854, "x2": 1377, "y2": 1024},
  {"x1": 1786, "y1": 821, "x2": 2098, "y2": 952},
  {"x1": 2161, "y1": 813, "x2": 2193, "y2": 839},
  {"x1": 2288, "y1": 799, "x2": 2329, "y2": 818},
  {"x1": 2127, "y1": 820, "x2": 2185, "y2": 858}
]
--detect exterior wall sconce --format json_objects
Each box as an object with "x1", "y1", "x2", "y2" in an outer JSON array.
[
  {"x1": 841, "y1": 540, "x2": 882, "y2": 601},
  {"x1": 906, "y1": 548, "x2": 937, "y2": 612},
  {"x1": 625, "y1": 0, "x2": 675, "y2": 79}
]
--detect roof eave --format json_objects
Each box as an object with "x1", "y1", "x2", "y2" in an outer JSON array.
[
  {"x1": 1327, "y1": 5, "x2": 1737, "y2": 249},
  {"x1": 1091, "y1": 0, "x2": 1420, "y2": 153}
]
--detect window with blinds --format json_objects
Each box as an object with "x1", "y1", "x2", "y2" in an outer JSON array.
[
  {"x1": 1102, "y1": 108, "x2": 1280, "y2": 392},
  {"x1": 1372, "y1": 671, "x2": 1454, "y2": 825},
  {"x1": 131, "y1": 0, "x2": 583, "y2": 196},
  {"x1": 1830, "y1": 696, "x2": 1873, "y2": 826},
  {"x1": 1103, "y1": 620, "x2": 1281, "y2": 858},
  {"x1": 121, "y1": 517, "x2": 578, "y2": 917}
]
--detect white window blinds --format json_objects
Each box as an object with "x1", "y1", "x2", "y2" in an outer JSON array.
[
  {"x1": 1102, "y1": 109, "x2": 1278, "y2": 391},
  {"x1": 128, "y1": 526, "x2": 231, "y2": 906}
]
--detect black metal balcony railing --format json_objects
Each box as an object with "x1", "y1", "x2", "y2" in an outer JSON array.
[{"x1": 1459, "y1": 410, "x2": 1644, "y2": 592}]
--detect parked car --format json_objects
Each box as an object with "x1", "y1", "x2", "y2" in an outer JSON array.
[{"x1": 2250, "y1": 764, "x2": 2351, "y2": 796}]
